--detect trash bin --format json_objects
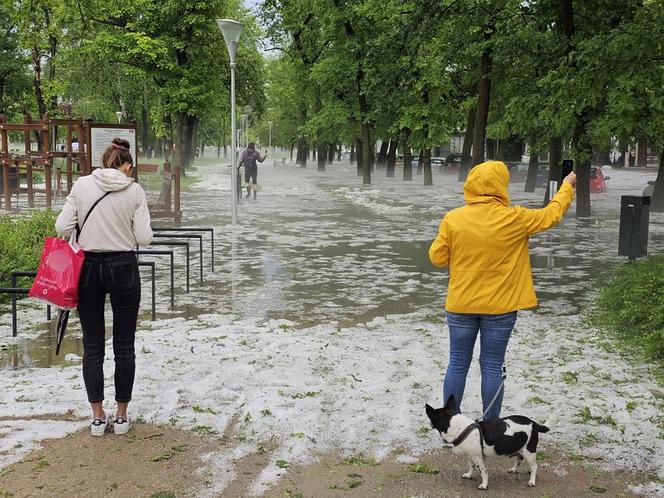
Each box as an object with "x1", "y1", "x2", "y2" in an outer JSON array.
[{"x1": 618, "y1": 195, "x2": 650, "y2": 259}]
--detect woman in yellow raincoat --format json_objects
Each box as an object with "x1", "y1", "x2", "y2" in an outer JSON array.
[{"x1": 429, "y1": 160, "x2": 576, "y2": 418}]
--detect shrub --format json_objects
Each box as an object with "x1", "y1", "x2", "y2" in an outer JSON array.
[
  {"x1": 0, "y1": 210, "x2": 57, "y2": 300},
  {"x1": 592, "y1": 256, "x2": 664, "y2": 364}
]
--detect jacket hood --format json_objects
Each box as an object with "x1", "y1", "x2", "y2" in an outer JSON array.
[
  {"x1": 92, "y1": 168, "x2": 135, "y2": 192},
  {"x1": 463, "y1": 161, "x2": 510, "y2": 206}
]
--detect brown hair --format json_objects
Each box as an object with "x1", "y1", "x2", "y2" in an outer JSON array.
[{"x1": 101, "y1": 137, "x2": 133, "y2": 169}]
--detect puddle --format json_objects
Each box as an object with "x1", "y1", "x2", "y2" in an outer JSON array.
[{"x1": 2, "y1": 161, "x2": 662, "y2": 367}]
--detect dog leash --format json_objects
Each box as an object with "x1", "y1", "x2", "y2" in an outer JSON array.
[
  {"x1": 449, "y1": 364, "x2": 506, "y2": 455},
  {"x1": 480, "y1": 364, "x2": 507, "y2": 420}
]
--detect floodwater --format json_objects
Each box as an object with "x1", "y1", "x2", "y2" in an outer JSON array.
[{"x1": 1, "y1": 158, "x2": 661, "y2": 369}]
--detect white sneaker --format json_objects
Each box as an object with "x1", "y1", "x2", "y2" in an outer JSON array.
[
  {"x1": 113, "y1": 416, "x2": 132, "y2": 435},
  {"x1": 90, "y1": 418, "x2": 110, "y2": 437}
]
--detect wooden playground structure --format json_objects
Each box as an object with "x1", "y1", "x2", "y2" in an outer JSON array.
[{"x1": 0, "y1": 114, "x2": 181, "y2": 220}]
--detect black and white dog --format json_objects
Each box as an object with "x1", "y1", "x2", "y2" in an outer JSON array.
[{"x1": 425, "y1": 395, "x2": 556, "y2": 490}]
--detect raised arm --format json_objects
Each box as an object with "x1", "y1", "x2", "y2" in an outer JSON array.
[{"x1": 516, "y1": 173, "x2": 576, "y2": 235}]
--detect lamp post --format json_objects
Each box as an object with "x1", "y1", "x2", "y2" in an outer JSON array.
[
  {"x1": 115, "y1": 111, "x2": 123, "y2": 124},
  {"x1": 217, "y1": 19, "x2": 243, "y2": 225},
  {"x1": 268, "y1": 121, "x2": 273, "y2": 153}
]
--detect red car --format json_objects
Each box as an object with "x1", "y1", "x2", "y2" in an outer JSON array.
[{"x1": 590, "y1": 165, "x2": 610, "y2": 193}]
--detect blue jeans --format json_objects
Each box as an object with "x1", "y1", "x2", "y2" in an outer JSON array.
[{"x1": 443, "y1": 311, "x2": 517, "y2": 419}]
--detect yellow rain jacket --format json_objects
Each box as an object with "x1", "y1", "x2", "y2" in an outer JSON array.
[{"x1": 429, "y1": 160, "x2": 575, "y2": 314}]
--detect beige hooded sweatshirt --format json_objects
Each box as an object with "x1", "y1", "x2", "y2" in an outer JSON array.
[{"x1": 55, "y1": 168, "x2": 153, "y2": 251}]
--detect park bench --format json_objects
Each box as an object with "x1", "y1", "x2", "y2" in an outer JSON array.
[
  {"x1": 273, "y1": 158, "x2": 286, "y2": 167},
  {"x1": 138, "y1": 163, "x2": 160, "y2": 174}
]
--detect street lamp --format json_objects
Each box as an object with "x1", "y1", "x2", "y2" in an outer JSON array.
[
  {"x1": 217, "y1": 18, "x2": 243, "y2": 225},
  {"x1": 268, "y1": 121, "x2": 273, "y2": 153},
  {"x1": 115, "y1": 111, "x2": 123, "y2": 124}
]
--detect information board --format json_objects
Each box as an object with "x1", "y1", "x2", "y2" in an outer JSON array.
[{"x1": 89, "y1": 126, "x2": 137, "y2": 169}]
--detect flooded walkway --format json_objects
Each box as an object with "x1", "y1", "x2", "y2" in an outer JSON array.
[{"x1": 1, "y1": 159, "x2": 662, "y2": 496}]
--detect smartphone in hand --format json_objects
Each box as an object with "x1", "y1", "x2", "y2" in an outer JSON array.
[{"x1": 561, "y1": 159, "x2": 574, "y2": 181}]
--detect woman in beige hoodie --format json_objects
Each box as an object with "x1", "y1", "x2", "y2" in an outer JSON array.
[{"x1": 56, "y1": 137, "x2": 152, "y2": 436}]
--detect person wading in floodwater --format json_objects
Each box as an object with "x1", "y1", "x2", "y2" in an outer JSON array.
[
  {"x1": 55, "y1": 137, "x2": 152, "y2": 437},
  {"x1": 428, "y1": 160, "x2": 576, "y2": 419},
  {"x1": 239, "y1": 142, "x2": 267, "y2": 200}
]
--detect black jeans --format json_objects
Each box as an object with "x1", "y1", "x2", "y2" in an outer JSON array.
[{"x1": 77, "y1": 251, "x2": 141, "y2": 403}]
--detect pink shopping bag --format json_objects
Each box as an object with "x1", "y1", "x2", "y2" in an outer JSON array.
[{"x1": 29, "y1": 237, "x2": 85, "y2": 309}]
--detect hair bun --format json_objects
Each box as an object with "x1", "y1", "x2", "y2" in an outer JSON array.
[{"x1": 112, "y1": 137, "x2": 130, "y2": 150}]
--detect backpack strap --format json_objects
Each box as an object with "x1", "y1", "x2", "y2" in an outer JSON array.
[{"x1": 75, "y1": 191, "x2": 111, "y2": 242}]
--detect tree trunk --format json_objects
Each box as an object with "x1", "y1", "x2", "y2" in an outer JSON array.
[
  {"x1": 290, "y1": 144, "x2": 294, "y2": 162},
  {"x1": 472, "y1": 46, "x2": 492, "y2": 167},
  {"x1": 296, "y1": 102, "x2": 307, "y2": 166},
  {"x1": 651, "y1": 151, "x2": 664, "y2": 212},
  {"x1": 46, "y1": 10, "x2": 58, "y2": 148},
  {"x1": 496, "y1": 139, "x2": 505, "y2": 160},
  {"x1": 369, "y1": 141, "x2": 375, "y2": 171},
  {"x1": 327, "y1": 144, "x2": 335, "y2": 164},
  {"x1": 543, "y1": 137, "x2": 563, "y2": 206},
  {"x1": 350, "y1": 142, "x2": 355, "y2": 164},
  {"x1": 314, "y1": 87, "x2": 326, "y2": 172},
  {"x1": 141, "y1": 104, "x2": 149, "y2": 158},
  {"x1": 296, "y1": 138, "x2": 307, "y2": 167},
  {"x1": 636, "y1": 142, "x2": 647, "y2": 167},
  {"x1": 175, "y1": 113, "x2": 196, "y2": 170},
  {"x1": 573, "y1": 114, "x2": 592, "y2": 217},
  {"x1": 458, "y1": 105, "x2": 476, "y2": 181},
  {"x1": 337, "y1": 142, "x2": 342, "y2": 161},
  {"x1": 175, "y1": 113, "x2": 187, "y2": 167},
  {"x1": 342, "y1": 14, "x2": 372, "y2": 184},
  {"x1": 423, "y1": 148, "x2": 433, "y2": 186},
  {"x1": 154, "y1": 137, "x2": 162, "y2": 158},
  {"x1": 376, "y1": 140, "x2": 389, "y2": 168},
  {"x1": 486, "y1": 139, "x2": 496, "y2": 160},
  {"x1": 561, "y1": 0, "x2": 591, "y2": 217},
  {"x1": 185, "y1": 115, "x2": 198, "y2": 168},
  {"x1": 31, "y1": 46, "x2": 46, "y2": 149},
  {"x1": 316, "y1": 142, "x2": 326, "y2": 170},
  {"x1": 217, "y1": 143, "x2": 221, "y2": 159},
  {"x1": 402, "y1": 128, "x2": 413, "y2": 181},
  {"x1": 386, "y1": 138, "x2": 398, "y2": 178},
  {"x1": 417, "y1": 149, "x2": 424, "y2": 175},
  {"x1": 361, "y1": 124, "x2": 371, "y2": 184},
  {"x1": 355, "y1": 137, "x2": 363, "y2": 176},
  {"x1": 524, "y1": 150, "x2": 539, "y2": 192}
]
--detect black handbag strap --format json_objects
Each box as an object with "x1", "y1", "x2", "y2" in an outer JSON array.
[{"x1": 75, "y1": 191, "x2": 111, "y2": 242}]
